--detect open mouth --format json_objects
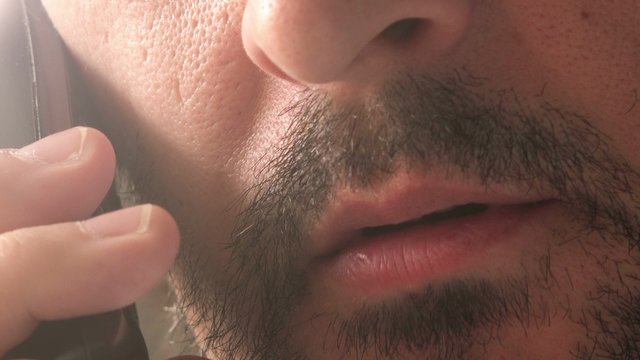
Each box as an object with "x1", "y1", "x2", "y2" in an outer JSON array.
[
  {"x1": 310, "y1": 171, "x2": 556, "y2": 260},
  {"x1": 309, "y1": 172, "x2": 559, "y2": 294},
  {"x1": 318, "y1": 200, "x2": 556, "y2": 294},
  {"x1": 321, "y1": 200, "x2": 549, "y2": 260},
  {"x1": 360, "y1": 203, "x2": 490, "y2": 238}
]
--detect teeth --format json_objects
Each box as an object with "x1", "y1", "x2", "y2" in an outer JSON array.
[{"x1": 361, "y1": 203, "x2": 489, "y2": 237}]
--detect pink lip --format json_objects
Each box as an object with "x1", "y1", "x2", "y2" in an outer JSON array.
[
  {"x1": 311, "y1": 171, "x2": 550, "y2": 258},
  {"x1": 323, "y1": 202, "x2": 554, "y2": 293},
  {"x1": 308, "y1": 170, "x2": 558, "y2": 295}
]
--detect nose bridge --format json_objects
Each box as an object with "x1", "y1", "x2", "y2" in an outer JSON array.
[{"x1": 242, "y1": 0, "x2": 473, "y2": 84}]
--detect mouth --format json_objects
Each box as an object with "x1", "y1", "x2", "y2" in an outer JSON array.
[
  {"x1": 360, "y1": 202, "x2": 490, "y2": 239},
  {"x1": 321, "y1": 202, "x2": 493, "y2": 256},
  {"x1": 311, "y1": 171, "x2": 558, "y2": 295}
]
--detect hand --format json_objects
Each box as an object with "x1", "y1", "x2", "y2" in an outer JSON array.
[{"x1": 0, "y1": 127, "x2": 181, "y2": 357}]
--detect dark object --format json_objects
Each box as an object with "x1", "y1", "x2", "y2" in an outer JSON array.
[
  {"x1": 4, "y1": 307, "x2": 149, "y2": 360},
  {"x1": 0, "y1": 1, "x2": 150, "y2": 359}
]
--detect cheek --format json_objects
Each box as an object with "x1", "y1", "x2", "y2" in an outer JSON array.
[
  {"x1": 45, "y1": 0, "x2": 266, "y2": 172},
  {"x1": 509, "y1": 2, "x2": 640, "y2": 154},
  {"x1": 521, "y1": 3, "x2": 640, "y2": 103},
  {"x1": 131, "y1": 2, "x2": 266, "y2": 176},
  {"x1": 464, "y1": 1, "x2": 640, "y2": 170},
  {"x1": 43, "y1": 0, "x2": 277, "y2": 257}
]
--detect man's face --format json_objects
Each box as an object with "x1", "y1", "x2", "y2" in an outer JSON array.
[{"x1": 43, "y1": 1, "x2": 640, "y2": 359}]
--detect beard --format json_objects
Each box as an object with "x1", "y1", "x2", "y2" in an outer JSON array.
[{"x1": 115, "y1": 72, "x2": 640, "y2": 360}]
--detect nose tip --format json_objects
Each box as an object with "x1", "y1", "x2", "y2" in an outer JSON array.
[{"x1": 242, "y1": 0, "x2": 473, "y2": 84}]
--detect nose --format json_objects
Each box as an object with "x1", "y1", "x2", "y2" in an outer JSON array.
[{"x1": 242, "y1": 0, "x2": 473, "y2": 84}]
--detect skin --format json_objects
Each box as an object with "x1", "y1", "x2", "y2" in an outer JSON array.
[{"x1": 2, "y1": 0, "x2": 640, "y2": 359}]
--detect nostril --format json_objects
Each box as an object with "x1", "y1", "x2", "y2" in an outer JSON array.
[{"x1": 378, "y1": 18, "x2": 426, "y2": 45}]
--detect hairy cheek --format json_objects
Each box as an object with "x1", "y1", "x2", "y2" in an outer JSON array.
[
  {"x1": 485, "y1": 321, "x2": 586, "y2": 358},
  {"x1": 233, "y1": 82, "x2": 309, "y2": 187}
]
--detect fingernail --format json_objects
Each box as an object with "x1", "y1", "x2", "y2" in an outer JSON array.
[
  {"x1": 15, "y1": 127, "x2": 87, "y2": 163},
  {"x1": 79, "y1": 205, "x2": 153, "y2": 238}
]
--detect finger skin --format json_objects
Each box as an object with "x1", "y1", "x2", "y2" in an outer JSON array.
[
  {"x1": 0, "y1": 205, "x2": 180, "y2": 355},
  {"x1": 0, "y1": 127, "x2": 116, "y2": 233}
]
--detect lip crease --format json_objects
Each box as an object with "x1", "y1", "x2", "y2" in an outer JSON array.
[{"x1": 311, "y1": 170, "x2": 552, "y2": 259}]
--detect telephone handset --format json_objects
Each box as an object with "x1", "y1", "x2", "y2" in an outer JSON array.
[{"x1": 0, "y1": 1, "x2": 150, "y2": 359}]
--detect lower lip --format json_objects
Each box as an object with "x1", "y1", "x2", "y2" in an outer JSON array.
[{"x1": 318, "y1": 202, "x2": 554, "y2": 294}]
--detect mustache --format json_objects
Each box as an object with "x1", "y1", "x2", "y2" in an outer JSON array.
[
  {"x1": 272, "y1": 73, "x2": 640, "y2": 241},
  {"x1": 182, "y1": 72, "x2": 640, "y2": 359}
]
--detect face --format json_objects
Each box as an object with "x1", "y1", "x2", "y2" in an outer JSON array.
[{"x1": 42, "y1": 1, "x2": 640, "y2": 359}]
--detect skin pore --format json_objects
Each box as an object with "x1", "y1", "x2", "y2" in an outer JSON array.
[{"x1": 42, "y1": 1, "x2": 640, "y2": 359}]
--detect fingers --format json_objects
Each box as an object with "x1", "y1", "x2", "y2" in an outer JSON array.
[
  {"x1": 0, "y1": 127, "x2": 115, "y2": 233},
  {"x1": 0, "y1": 204, "x2": 180, "y2": 354},
  {"x1": 0, "y1": 127, "x2": 181, "y2": 354}
]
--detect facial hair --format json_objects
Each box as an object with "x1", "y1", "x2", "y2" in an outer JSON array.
[{"x1": 117, "y1": 72, "x2": 640, "y2": 360}]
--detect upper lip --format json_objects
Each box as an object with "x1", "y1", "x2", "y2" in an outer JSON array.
[{"x1": 310, "y1": 170, "x2": 552, "y2": 258}]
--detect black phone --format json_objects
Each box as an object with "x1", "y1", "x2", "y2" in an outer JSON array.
[{"x1": 0, "y1": 1, "x2": 149, "y2": 359}]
